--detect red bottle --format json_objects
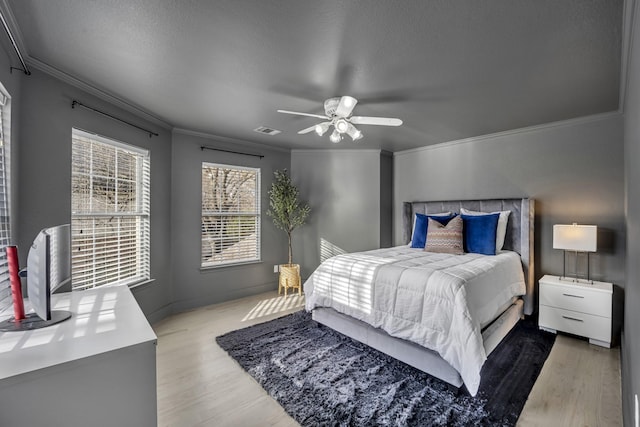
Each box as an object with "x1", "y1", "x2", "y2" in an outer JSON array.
[{"x1": 7, "y1": 245, "x2": 25, "y2": 321}]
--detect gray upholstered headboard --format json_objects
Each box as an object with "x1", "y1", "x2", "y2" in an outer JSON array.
[{"x1": 402, "y1": 198, "x2": 535, "y2": 315}]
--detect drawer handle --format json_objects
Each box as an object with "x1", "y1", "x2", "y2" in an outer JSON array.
[
  {"x1": 562, "y1": 293, "x2": 584, "y2": 298},
  {"x1": 562, "y1": 315, "x2": 584, "y2": 322}
]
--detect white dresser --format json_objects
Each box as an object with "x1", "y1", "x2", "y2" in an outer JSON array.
[
  {"x1": 0, "y1": 285, "x2": 157, "y2": 427},
  {"x1": 538, "y1": 274, "x2": 614, "y2": 348}
]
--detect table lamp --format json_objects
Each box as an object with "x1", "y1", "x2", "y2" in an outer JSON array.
[{"x1": 553, "y1": 223, "x2": 597, "y2": 283}]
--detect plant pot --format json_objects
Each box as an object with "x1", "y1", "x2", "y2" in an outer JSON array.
[{"x1": 279, "y1": 264, "x2": 301, "y2": 297}]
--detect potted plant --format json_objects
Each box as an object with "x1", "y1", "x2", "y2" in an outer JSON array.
[{"x1": 267, "y1": 169, "x2": 311, "y2": 296}]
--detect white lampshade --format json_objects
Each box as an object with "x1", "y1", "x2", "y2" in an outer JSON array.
[{"x1": 553, "y1": 224, "x2": 597, "y2": 252}]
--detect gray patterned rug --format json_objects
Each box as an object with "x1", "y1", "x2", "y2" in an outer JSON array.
[{"x1": 216, "y1": 310, "x2": 555, "y2": 427}]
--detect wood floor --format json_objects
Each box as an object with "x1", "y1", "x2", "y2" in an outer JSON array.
[{"x1": 154, "y1": 291, "x2": 622, "y2": 427}]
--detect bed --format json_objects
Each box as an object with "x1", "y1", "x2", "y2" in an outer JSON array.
[{"x1": 303, "y1": 198, "x2": 534, "y2": 396}]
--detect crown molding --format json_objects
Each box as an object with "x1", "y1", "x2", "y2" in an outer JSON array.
[
  {"x1": 0, "y1": 0, "x2": 170, "y2": 129},
  {"x1": 394, "y1": 110, "x2": 623, "y2": 157},
  {"x1": 172, "y1": 127, "x2": 291, "y2": 154},
  {"x1": 27, "y1": 56, "x2": 171, "y2": 129},
  {"x1": 291, "y1": 148, "x2": 382, "y2": 155}
]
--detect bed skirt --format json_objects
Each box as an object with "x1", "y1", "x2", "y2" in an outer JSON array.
[{"x1": 311, "y1": 298, "x2": 524, "y2": 391}]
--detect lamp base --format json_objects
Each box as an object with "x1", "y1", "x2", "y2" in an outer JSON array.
[
  {"x1": 0, "y1": 310, "x2": 72, "y2": 332},
  {"x1": 561, "y1": 250, "x2": 594, "y2": 285}
]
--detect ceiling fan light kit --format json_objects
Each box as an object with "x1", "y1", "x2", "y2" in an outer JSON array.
[
  {"x1": 346, "y1": 123, "x2": 363, "y2": 141},
  {"x1": 314, "y1": 122, "x2": 330, "y2": 136},
  {"x1": 278, "y1": 95, "x2": 402, "y2": 144},
  {"x1": 330, "y1": 129, "x2": 341, "y2": 143},
  {"x1": 335, "y1": 118, "x2": 349, "y2": 133}
]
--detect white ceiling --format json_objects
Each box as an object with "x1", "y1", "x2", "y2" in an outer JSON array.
[{"x1": 4, "y1": 0, "x2": 623, "y2": 152}]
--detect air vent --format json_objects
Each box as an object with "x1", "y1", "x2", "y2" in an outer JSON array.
[{"x1": 253, "y1": 126, "x2": 281, "y2": 136}]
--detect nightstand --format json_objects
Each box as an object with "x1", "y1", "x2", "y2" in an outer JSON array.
[{"x1": 538, "y1": 274, "x2": 613, "y2": 348}]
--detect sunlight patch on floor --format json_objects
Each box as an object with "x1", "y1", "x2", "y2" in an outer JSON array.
[{"x1": 241, "y1": 294, "x2": 305, "y2": 322}]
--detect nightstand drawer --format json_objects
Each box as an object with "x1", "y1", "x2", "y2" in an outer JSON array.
[
  {"x1": 539, "y1": 305, "x2": 611, "y2": 343},
  {"x1": 539, "y1": 282, "x2": 611, "y2": 317}
]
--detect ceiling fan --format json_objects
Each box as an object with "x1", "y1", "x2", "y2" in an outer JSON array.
[{"x1": 277, "y1": 96, "x2": 403, "y2": 143}]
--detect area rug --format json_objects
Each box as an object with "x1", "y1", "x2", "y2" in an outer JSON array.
[{"x1": 216, "y1": 310, "x2": 555, "y2": 427}]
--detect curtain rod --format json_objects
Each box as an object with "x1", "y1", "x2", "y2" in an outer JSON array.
[
  {"x1": 200, "y1": 145, "x2": 264, "y2": 159},
  {"x1": 0, "y1": 9, "x2": 30, "y2": 75},
  {"x1": 71, "y1": 100, "x2": 158, "y2": 138}
]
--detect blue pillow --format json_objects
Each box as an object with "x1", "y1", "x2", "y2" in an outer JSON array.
[
  {"x1": 461, "y1": 213, "x2": 500, "y2": 255},
  {"x1": 410, "y1": 213, "x2": 456, "y2": 248}
]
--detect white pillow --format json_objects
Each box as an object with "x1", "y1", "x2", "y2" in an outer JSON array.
[{"x1": 460, "y1": 208, "x2": 511, "y2": 251}]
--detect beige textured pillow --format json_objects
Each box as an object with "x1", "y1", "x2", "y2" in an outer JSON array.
[{"x1": 425, "y1": 216, "x2": 464, "y2": 254}]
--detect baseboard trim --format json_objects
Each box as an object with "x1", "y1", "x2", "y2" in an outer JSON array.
[
  {"x1": 146, "y1": 305, "x2": 174, "y2": 325},
  {"x1": 169, "y1": 282, "x2": 278, "y2": 314}
]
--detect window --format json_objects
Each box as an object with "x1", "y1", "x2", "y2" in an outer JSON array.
[
  {"x1": 71, "y1": 129, "x2": 150, "y2": 290},
  {"x1": 0, "y1": 88, "x2": 11, "y2": 314},
  {"x1": 201, "y1": 163, "x2": 260, "y2": 267}
]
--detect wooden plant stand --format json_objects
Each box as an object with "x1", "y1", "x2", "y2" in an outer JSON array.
[{"x1": 279, "y1": 264, "x2": 301, "y2": 297}]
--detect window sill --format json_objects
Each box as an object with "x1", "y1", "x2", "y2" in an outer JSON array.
[
  {"x1": 200, "y1": 260, "x2": 262, "y2": 272},
  {"x1": 129, "y1": 278, "x2": 156, "y2": 290}
]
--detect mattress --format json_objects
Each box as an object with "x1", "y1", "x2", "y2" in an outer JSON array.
[{"x1": 304, "y1": 245, "x2": 526, "y2": 395}]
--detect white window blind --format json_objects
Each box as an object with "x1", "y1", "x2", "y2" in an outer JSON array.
[
  {"x1": 201, "y1": 163, "x2": 260, "y2": 267},
  {"x1": 0, "y1": 90, "x2": 11, "y2": 314},
  {"x1": 71, "y1": 129, "x2": 150, "y2": 290}
]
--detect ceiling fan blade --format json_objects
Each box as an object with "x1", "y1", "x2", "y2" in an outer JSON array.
[
  {"x1": 298, "y1": 121, "x2": 332, "y2": 135},
  {"x1": 334, "y1": 96, "x2": 358, "y2": 117},
  {"x1": 350, "y1": 116, "x2": 403, "y2": 126},
  {"x1": 277, "y1": 109, "x2": 328, "y2": 120},
  {"x1": 298, "y1": 125, "x2": 318, "y2": 134}
]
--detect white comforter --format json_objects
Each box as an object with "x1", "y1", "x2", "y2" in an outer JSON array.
[{"x1": 304, "y1": 246, "x2": 526, "y2": 396}]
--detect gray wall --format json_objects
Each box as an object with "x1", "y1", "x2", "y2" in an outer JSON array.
[
  {"x1": 291, "y1": 149, "x2": 392, "y2": 278},
  {"x1": 394, "y1": 113, "x2": 625, "y2": 288},
  {"x1": 3, "y1": 54, "x2": 292, "y2": 319},
  {"x1": 16, "y1": 68, "x2": 173, "y2": 323},
  {"x1": 169, "y1": 131, "x2": 290, "y2": 312},
  {"x1": 380, "y1": 152, "x2": 393, "y2": 248},
  {"x1": 623, "y1": 0, "x2": 640, "y2": 424}
]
